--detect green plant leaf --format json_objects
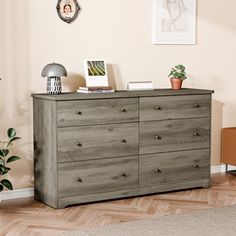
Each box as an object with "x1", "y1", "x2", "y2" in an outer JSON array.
[
  {"x1": 0, "y1": 149, "x2": 9, "y2": 157},
  {"x1": 7, "y1": 156, "x2": 21, "y2": 163},
  {"x1": 0, "y1": 184, "x2": 3, "y2": 192},
  {"x1": 0, "y1": 150, "x2": 4, "y2": 157},
  {"x1": 0, "y1": 158, "x2": 4, "y2": 165},
  {"x1": 9, "y1": 136, "x2": 21, "y2": 142},
  {"x1": 0, "y1": 165, "x2": 11, "y2": 175},
  {"x1": 7, "y1": 128, "x2": 16, "y2": 139},
  {"x1": 1, "y1": 179, "x2": 13, "y2": 190}
]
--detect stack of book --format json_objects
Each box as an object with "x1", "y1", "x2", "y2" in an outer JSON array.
[{"x1": 77, "y1": 86, "x2": 114, "y2": 93}]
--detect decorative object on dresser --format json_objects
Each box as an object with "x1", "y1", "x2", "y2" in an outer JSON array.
[
  {"x1": 41, "y1": 62, "x2": 67, "y2": 94},
  {"x1": 0, "y1": 128, "x2": 21, "y2": 194},
  {"x1": 84, "y1": 60, "x2": 108, "y2": 87},
  {"x1": 127, "y1": 81, "x2": 154, "y2": 91},
  {"x1": 222, "y1": 127, "x2": 236, "y2": 174},
  {"x1": 56, "y1": 0, "x2": 80, "y2": 24},
  {"x1": 168, "y1": 64, "x2": 187, "y2": 90},
  {"x1": 32, "y1": 88, "x2": 213, "y2": 209}
]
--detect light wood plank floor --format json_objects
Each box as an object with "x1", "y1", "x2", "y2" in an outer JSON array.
[{"x1": 1, "y1": 173, "x2": 236, "y2": 236}]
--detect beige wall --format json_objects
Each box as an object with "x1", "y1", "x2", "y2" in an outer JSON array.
[{"x1": 0, "y1": 0, "x2": 236, "y2": 189}]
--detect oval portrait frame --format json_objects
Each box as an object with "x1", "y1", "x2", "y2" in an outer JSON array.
[{"x1": 56, "y1": 0, "x2": 80, "y2": 24}]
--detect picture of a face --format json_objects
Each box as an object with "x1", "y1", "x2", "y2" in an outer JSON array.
[{"x1": 64, "y1": 4, "x2": 72, "y2": 15}]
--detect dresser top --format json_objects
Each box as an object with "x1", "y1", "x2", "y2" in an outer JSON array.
[{"x1": 31, "y1": 88, "x2": 214, "y2": 101}]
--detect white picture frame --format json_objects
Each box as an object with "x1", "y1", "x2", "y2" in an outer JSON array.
[
  {"x1": 83, "y1": 59, "x2": 108, "y2": 87},
  {"x1": 152, "y1": 0, "x2": 196, "y2": 45}
]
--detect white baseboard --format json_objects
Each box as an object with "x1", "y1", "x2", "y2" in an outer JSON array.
[
  {"x1": 1, "y1": 187, "x2": 34, "y2": 201},
  {"x1": 211, "y1": 164, "x2": 236, "y2": 174},
  {"x1": 0, "y1": 165, "x2": 235, "y2": 201},
  {"x1": 211, "y1": 164, "x2": 226, "y2": 174}
]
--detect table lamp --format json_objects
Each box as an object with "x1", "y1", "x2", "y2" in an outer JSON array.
[{"x1": 41, "y1": 62, "x2": 67, "y2": 94}]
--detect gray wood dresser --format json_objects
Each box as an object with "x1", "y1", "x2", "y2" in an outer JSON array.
[{"x1": 32, "y1": 88, "x2": 213, "y2": 208}]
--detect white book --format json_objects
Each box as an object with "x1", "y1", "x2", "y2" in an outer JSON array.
[
  {"x1": 127, "y1": 81, "x2": 154, "y2": 91},
  {"x1": 77, "y1": 89, "x2": 115, "y2": 93}
]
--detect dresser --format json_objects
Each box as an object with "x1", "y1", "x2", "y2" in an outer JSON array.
[{"x1": 32, "y1": 89, "x2": 213, "y2": 208}]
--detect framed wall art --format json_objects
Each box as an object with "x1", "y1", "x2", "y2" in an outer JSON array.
[
  {"x1": 84, "y1": 60, "x2": 108, "y2": 87},
  {"x1": 56, "y1": 0, "x2": 80, "y2": 24},
  {"x1": 152, "y1": 0, "x2": 196, "y2": 44}
]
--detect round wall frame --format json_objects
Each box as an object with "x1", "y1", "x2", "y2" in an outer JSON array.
[{"x1": 56, "y1": 0, "x2": 80, "y2": 24}]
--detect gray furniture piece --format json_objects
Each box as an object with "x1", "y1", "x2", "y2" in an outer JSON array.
[{"x1": 32, "y1": 88, "x2": 213, "y2": 209}]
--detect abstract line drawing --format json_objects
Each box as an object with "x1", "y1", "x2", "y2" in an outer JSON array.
[
  {"x1": 152, "y1": 0, "x2": 196, "y2": 44},
  {"x1": 161, "y1": 0, "x2": 188, "y2": 32}
]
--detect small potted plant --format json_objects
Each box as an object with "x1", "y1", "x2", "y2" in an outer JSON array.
[
  {"x1": 0, "y1": 128, "x2": 21, "y2": 197},
  {"x1": 168, "y1": 64, "x2": 187, "y2": 90}
]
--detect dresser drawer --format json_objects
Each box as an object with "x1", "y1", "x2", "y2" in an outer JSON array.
[
  {"x1": 140, "y1": 117, "x2": 210, "y2": 154},
  {"x1": 58, "y1": 123, "x2": 138, "y2": 162},
  {"x1": 58, "y1": 156, "x2": 138, "y2": 198},
  {"x1": 57, "y1": 98, "x2": 138, "y2": 127},
  {"x1": 140, "y1": 95, "x2": 211, "y2": 121},
  {"x1": 140, "y1": 149, "x2": 210, "y2": 187}
]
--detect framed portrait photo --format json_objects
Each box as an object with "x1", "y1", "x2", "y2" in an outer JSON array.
[
  {"x1": 84, "y1": 60, "x2": 108, "y2": 87},
  {"x1": 56, "y1": 0, "x2": 80, "y2": 24},
  {"x1": 152, "y1": 0, "x2": 196, "y2": 44}
]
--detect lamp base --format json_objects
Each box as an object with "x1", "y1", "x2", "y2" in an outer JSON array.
[{"x1": 47, "y1": 77, "x2": 62, "y2": 94}]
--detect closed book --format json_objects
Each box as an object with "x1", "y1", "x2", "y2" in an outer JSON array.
[
  {"x1": 127, "y1": 81, "x2": 153, "y2": 91},
  {"x1": 77, "y1": 89, "x2": 115, "y2": 93},
  {"x1": 79, "y1": 86, "x2": 113, "y2": 91}
]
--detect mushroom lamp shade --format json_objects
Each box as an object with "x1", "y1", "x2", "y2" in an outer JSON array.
[{"x1": 41, "y1": 63, "x2": 67, "y2": 94}]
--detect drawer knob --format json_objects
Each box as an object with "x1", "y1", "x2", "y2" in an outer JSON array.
[
  {"x1": 120, "y1": 172, "x2": 127, "y2": 177},
  {"x1": 154, "y1": 106, "x2": 162, "y2": 110},
  {"x1": 75, "y1": 110, "x2": 82, "y2": 115},
  {"x1": 193, "y1": 132, "x2": 200, "y2": 136},
  {"x1": 77, "y1": 177, "x2": 83, "y2": 183},
  {"x1": 193, "y1": 104, "x2": 201, "y2": 108},
  {"x1": 75, "y1": 142, "x2": 82, "y2": 147},
  {"x1": 154, "y1": 168, "x2": 162, "y2": 173},
  {"x1": 120, "y1": 108, "x2": 127, "y2": 112},
  {"x1": 155, "y1": 135, "x2": 162, "y2": 140},
  {"x1": 193, "y1": 163, "x2": 200, "y2": 168},
  {"x1": 120, "y1": 138, "x2": 127, "y2": 143}
]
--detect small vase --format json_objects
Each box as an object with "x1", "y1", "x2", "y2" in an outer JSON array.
[{"x1": 170, "y1": 78, "x2": 183, "y2": 90}]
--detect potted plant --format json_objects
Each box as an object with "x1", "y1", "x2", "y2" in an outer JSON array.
[
  {"x1": 0, "y1": 128, "x2": 21, "y2": 198},
  {"x1": 168, "y1": 64, "x2": 187, "y2": 90}
]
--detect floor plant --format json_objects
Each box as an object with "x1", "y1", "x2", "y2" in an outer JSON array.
[{"x1": 0, "y1": 128, "x2": 21, "y2": 192}]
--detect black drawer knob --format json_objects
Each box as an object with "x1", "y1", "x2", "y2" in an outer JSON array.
[
  {"x1": 120, "y1": 138, "x2": 127, "y2": 143},
  {"x1": 154, "y1": 168, "x2": 162, "y2": 173},
  {"x1": 120, "y1": 108, "x2": 127, "y2": 112},
  {"x1": 193, "y1": 104, "x2": 201, "y2": 108},
  {"x1": 193, "y1": 163, "x2": 200, "y2": 168},
  {"x1": 193, "y1": 132, "x2": 200, "y2": 136},
  {"x1": 75, "y1": 110, "x2": 82, "y2": 115},
  {"x1": 120, "y1": 172, "x2": 127, "y2": 177},
  {"x1": 155, "y1": 135, "x2": 162, "y2": 140},
  {"x1": 75, "y1": 142, "x2": 82, "y2": 147},
  {"x1": 77, "y1": 177, "x2": 83, "y2": 183},
  {"x1": 154, "y1": 106, "x2": 162, "y2": 110}
]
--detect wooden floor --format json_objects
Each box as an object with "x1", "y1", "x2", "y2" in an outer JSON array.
[{"x1": 1, "y1": 173, "x2": 236, "y2": 236}]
